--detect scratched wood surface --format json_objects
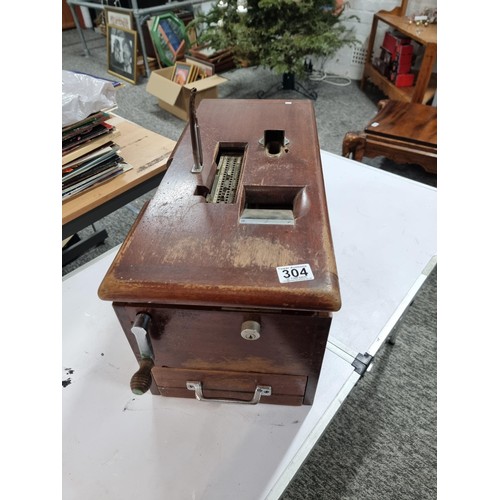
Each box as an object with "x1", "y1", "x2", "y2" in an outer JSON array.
[
  {"x1": 98, "y1": 100, "x2": 341, "y2": 312},
  {"x1": 365, "y1": 100, "x2": 437, "y2": 146},
  {"x1": 62, "y1": 115, "x2": 176, "y2": 226}
]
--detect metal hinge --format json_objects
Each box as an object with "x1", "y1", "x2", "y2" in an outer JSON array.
[{"x1": 351, "y1": 352, "x2": 374, "y2": 376}]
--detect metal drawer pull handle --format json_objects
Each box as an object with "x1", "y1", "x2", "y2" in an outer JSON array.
[{"x1": 186, "y1": 381, "x2": 272, "y2": 404}]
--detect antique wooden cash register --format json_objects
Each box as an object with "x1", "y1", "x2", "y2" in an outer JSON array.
[{"x1": 98, "y1": 95, "x2": 341, "y2": 406}]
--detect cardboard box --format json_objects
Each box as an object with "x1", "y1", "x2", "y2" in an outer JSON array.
[{"x1": 146, "y1": 67, "x2": 227, "y2": 121}]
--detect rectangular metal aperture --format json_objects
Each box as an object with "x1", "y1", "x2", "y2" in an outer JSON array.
[
  {"x1": 195, "y1": 143, "x2": 302, "y2": 226},
  {"x1": 240, "y1": 186, "x2": 302, "y2": 225}
]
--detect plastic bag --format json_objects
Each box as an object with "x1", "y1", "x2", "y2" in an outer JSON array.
[{"x1": 62, "y1": 70, "x2": 117, "y2": 127}]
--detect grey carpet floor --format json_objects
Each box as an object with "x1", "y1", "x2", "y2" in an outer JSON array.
[
  {"x1": 281, "y1": 268, "x2": 437, "y2": 500},
  {"x1": 62, "y1": 26, "x2": 437, "y2": 499}
]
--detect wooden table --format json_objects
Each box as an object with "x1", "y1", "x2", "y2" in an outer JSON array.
[
  {"x1": 342, "y1": 99, "x2": 437, "y2": 174},
  {"x1": 62, "y1": 115, "x2": 177, "y2": 262}
]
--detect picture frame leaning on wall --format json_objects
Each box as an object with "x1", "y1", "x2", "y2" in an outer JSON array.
[
  {"x1": 107, "y1": 25, "x2": 138, "y2": 85},
  {"x1": 105, "y1": 7, "x2": 133, "y2": 30}
]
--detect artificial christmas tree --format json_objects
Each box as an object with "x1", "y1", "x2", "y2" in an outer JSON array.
[{"x1": 189, "y1": 0, "x2": 358, "y2": 98}]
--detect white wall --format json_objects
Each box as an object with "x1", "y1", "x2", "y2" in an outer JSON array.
[{"x1": 319, "y1": 0, "x2": 437, "y2": 79}]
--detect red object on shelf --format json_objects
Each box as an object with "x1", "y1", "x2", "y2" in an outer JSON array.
[
  {"x1": 392, "y1": 52, "x2": 412, "y2": 74},
  {"x1": 390, "y1": 72, "x2": 415, "y2": 87},
  {"x1": 379, "y1": 31, "x2": 414, "y2": 77},
  {"x1": 382, "y1": 30, "x2": 411, "y2": 57}
]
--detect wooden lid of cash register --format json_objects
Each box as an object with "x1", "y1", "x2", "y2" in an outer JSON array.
[{"x1": 98, "y1": 94, "x2": 341, "y2": 406}]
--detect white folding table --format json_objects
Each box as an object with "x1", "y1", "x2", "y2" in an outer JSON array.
[{"x1": 62, "y1": 152, "x2": 436, "y2": 500}]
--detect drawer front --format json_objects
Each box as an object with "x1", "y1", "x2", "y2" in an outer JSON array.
[{"x1": 153, "y1": 366, "x2": 307, "y2": 406}]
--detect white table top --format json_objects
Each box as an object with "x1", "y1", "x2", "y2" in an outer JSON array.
[
  {"x1": 323, "y1": 151, "x2": 437, "y2": 353},
  {"x1": 62, "y1": 152, "x2": 436, "y2": 500}
]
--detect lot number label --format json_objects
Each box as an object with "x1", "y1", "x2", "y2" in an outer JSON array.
[{"x1": 276, "y1": 264, "x2": 314, "y2": 283}]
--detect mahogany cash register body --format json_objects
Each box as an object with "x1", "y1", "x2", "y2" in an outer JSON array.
[{"x1": 98, "y1": 96, "x2": 341, "y2": 406}]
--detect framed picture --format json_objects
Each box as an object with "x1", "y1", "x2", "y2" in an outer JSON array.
[
  {"x1": 107, "y1": 26, "x2": 138, "y2": 84},
  {"x1": 149, "y1": 13, "x2": 188, "y2": 67},
  {"x1": 172, "y1": 62, "x2": 194, "y2": 85},
  {"x1": 185, "y1": 55, "x2": 215, "y2": 77},
  {"x1": 105, "y1": 7, "x2": 133, "y2": 30}
]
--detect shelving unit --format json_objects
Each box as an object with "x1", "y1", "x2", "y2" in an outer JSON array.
[{"x1": 360, "y1": 1, "x2": 437, "y2": 104}]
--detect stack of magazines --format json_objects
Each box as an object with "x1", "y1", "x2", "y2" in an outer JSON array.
[{"x1": 62, "y1": 111, "x2": 129, "y2": 200}]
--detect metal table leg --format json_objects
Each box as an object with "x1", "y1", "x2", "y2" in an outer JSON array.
[{"x1": 67, "y1": 1, "x2": 91, "y2": 56}]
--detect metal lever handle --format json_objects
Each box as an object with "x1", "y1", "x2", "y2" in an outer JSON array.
[
  {"x1": 131, "y1": 313, "x2": 153, "y2": 360},
  {"x1": 186, "y1": 381, "x2": 272, "y2": 405},
  {"x1": 189, "y1": 88, "x2": 203, "y2": 173},
  {"x1": 130, "y1": 313, "x2": 154, "y2": 395}
]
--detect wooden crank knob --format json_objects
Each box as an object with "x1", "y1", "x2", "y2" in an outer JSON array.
[{"x1": 130, "y1": 358, "x2": 154, "y2": 395}]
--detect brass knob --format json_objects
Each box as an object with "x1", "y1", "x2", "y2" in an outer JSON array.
[{"x1": 130, "y1": 358, "x2": 154, "y2": 395}]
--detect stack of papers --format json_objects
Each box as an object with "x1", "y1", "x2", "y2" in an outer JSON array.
[{"x1": 62, "y1": 112, "x2": 130, "y2": 200}]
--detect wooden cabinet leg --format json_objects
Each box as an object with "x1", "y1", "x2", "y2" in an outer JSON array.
[
  {"x1": 342, "y1": 132, "x2": 366, "y2": 161},
  {"x1": 377, "y1": 99, "x2": 389, "y2": 111}
]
